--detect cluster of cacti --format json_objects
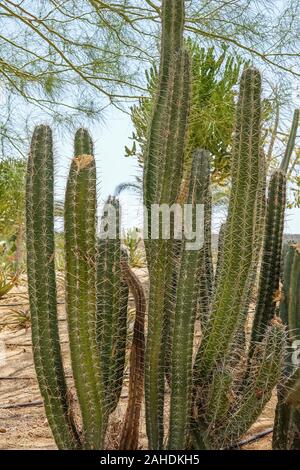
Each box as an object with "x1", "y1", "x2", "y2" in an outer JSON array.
[
  {"x1": 143, "y1": 0, "x2": 299, "y2": 450},
  {"x1": 273, "y1": 244, "x2": 300, "y2": 449},
  {"x1": 25, "y1": 0, "x2": 300, "y2": 451},
  {"x1": 26, "y1": 125, "x2": 145, "y2": 449}
]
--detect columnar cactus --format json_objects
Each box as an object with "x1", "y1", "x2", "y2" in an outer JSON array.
[
  {"x1": 119, "y1": 259, "x2": 146, "y2": 450},
  {"x1": 273, "y1": 244, "x2": 300, "y2": 450},
  {"x1": 143, "y1": 0, "x2": 299, "y2": 450},
  {"x1": 251, "y1": 109, "x2": 300, "y2": 349},
  {"x1": 26, "y1": 0, "x2": 299, "y2": 452},
  {"x1": 26, "y1": 127, "x2": 139, "y2": 449},
  {"x1": 189, "y1": 73, "x2": 295, "y2": 451},
  {"x1": 26, "y1": 125, "x2": 80, "y2": 449},
  {"x1": 64, "y1": 134, "x2": 105, "y2": 449},
  {"x1": 144, "y1": 0, "x2": 191, "y2": 450},
  {"x1": 97, "y1": 197, "x2": 129, "y2": 415}
]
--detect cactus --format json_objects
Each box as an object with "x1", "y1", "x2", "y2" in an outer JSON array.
[
  {"x1": 119, "y1": 259, "x2": 146, "y2": 450},
  {"x1": 26, "y1": 0, "x2": 299, "y2": 451},
  {"x1": 142, "y1": 1, "x2": 299, "y2": 450},
  {"x1": 97, "y1": 197, "x2": 129, "y2": 415},
  {"x1": 26, "y1": 127, "x2": 138, "y2": 449},
  {"x1": 188, "y1": 75, "x2": 296, "y2": 450},
  {"x1": 144, "y1": 0, "x2": 190, "y2": 449},
  {"x1": 196, "y1": 68, "x2": 263, "y2": 379},
  {"x1": 64, "y1": 140, "x2": 105, "y2": 449},
  {"x1": 26, "y1": 125, "x2": 81, "y2": 449},
  {"x1": 273, "y1": 244, "x2": 300, "y2": 449},
  {"x1": 168, "y1": 150, "x2": 211, "y2": 449}
]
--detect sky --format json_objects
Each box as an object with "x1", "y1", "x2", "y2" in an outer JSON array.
[{"x1": 55, "y1": 106, "x2": 300, "y2": 235}]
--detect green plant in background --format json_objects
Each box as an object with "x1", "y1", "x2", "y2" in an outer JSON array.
[
  {"x1": 2, "y1": 306, "x2": 31, "y2": 330},
  {"x1": 143, "y1": 0, "x2": 299, "y2": 450},
  {"x1": 0, "y1": 158, "x2": 26, "y2": 240},
  {"x1": 26, "y1": 125, "x2": 144, "y2": 449},
  {"x1": 273, "y1": 244, "x2": 300, "y2": 449},
  {"x1": 0, "y1": 265, "x2": 17, "y2": 299},
  {"x1": 0, "y1": 157, "x2": 26, "y2": 273},
  {"x1": 123, "y1": 228, "x2": 146, "y2": 268}
]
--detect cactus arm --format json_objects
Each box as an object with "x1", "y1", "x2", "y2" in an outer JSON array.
[
  {"x1": 214, "y1": 223, "x2": 226, "y2": 288},
  {"x1": 26, "y1": 125, "x2": 80, "y2": 449},
  {"x1": 196, "y1": 148, "x2": 213, "y2": 328},
  {"x1": 287, "y1": 245, "x2": 300, "y2": 340},
  {"x1": 273, "y1": 244, "x2": 300, "y2": 449},
  {"x1": 249, "y1": 170, "x2": 286, "y2": 348},
  {"x1": 119, "y1": 260, "x2": 146, "y2": 450},
  {"x1": 168, "y1": 150, "x2": 210, "y2": 450},
  {"x1": 144, "y1": 242, "x2": 168, "y2": 449},
  {"x1": 144, "y1": 0, "x2": 191, "y2": 450},
  {"x1": 64, "y1": 151, "x2": 105, "y2": 449},
  {"x1": 74, "y1": 127, "x2": 94, "y2": 156},
  {"x1": 160, "y1": 49, "x2": 191, "y2": 205},
  {"x1": 97, "y1": 197, "x2": 129, "y2": 414},
  {"x1": 195, "y1": 68, "x2": 262, "y2": 377},
  {"x1": 143, "y1": 0, "x2": 185, "y2": 215},
  {"x1": 250, "y1": 111, "x2": 298, "y2": 349},
  {"x1": 280, "y1": 109, "x2": 299, "y2": 174},
  {"x1": 205, "y1": 370, "x2": 233, "y2": 427}
]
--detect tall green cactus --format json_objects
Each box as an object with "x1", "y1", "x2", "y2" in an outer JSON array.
[
  {"x1": 144, "y1": 0, "x2": 190, "y2": 449},
  {"x1": 26, "y1": 0, "x2": 299, "y2": 451},
  {"x1": 273, "y1": 244, "x2": 300, "y2": 449},
  {"x1": 251, "y1": 109, "x2": 299, "y2": 350},
  {"x1": 196, "y1": 68, "x2": 262, "y2": 379},
  {"x1": 26, "y1": 127, "x2": 135, "y2": 449},
  {"x1": 168, "y1": 150, "x2": 210, "y2": 449},
  {"x1": 142, "y1": 0, "x2": 298, "y2": 451},
  {"x1": 26, "y1": 125, "x2": 80, "y2": 449},
  {"x1": 64, "y1": 138, "x2": 105, "y2": 449},
  {"x1": 188, "y1": 76, "x2": 296, "y2": 451},
  {"x1": 97, "y1": 197, "x2": 129, "y2": 415}
]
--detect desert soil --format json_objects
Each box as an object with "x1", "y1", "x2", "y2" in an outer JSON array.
[{"x1": 0, "y1": 270, "x2": 275, "y2": 450}]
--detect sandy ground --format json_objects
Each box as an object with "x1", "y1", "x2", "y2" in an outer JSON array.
[{"x1": 0, "y1": 271, "x2": 275, "y2": 450}]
